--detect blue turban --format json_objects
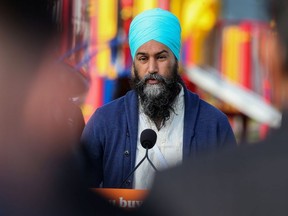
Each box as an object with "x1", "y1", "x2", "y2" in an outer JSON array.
[{"x1": 128, "y1": 8, "x2": 181, "y2": 60}]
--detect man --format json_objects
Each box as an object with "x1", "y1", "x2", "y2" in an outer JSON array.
[
  {"x1": 81, "y1": 8, "x2": 236, "y2": 189},
  {"x1": 136, "y1": 1, "x2": 288, "y2": 215}
]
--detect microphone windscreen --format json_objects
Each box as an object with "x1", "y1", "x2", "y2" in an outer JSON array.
[{"x1": 140, "y1": 129, "x2": 157, "y2": 149}]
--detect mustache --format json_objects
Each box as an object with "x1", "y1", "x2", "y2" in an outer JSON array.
[
  {"x1": 144, "y1": 73, "x2": 166, "y2": 83},
  {"x1": 135, "y1": 73, "x2": 167, "y2": 88}
]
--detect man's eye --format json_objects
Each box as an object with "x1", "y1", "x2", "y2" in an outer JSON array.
[
  {"x1": 158, "y1": 55, "x2": 167, "y2": 60},
  {"x1": 139, "y1": 56, "x2": 147, "y2": 61}
]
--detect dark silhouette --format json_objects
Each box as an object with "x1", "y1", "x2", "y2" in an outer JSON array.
[
  {"x1": 0, "y1": 1, "x2": 125, "y2": 215},
  {"x1": 136, "y1": 0, "x2": 288, "y2": 215}
]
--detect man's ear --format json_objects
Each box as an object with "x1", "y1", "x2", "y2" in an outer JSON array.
[{"x1": 131, "y1": 62, "x2": 135, "y2": 77}]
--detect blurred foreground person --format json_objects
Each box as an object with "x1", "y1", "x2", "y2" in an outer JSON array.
[
  {"x1": 136, "y1": 0, "x2": 288, "y2": 215},
  {"x1": 0, "y1": 1, "x2": 124, "y2": 215}
]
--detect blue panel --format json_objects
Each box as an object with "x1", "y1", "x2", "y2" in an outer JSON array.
[{"x1": 221, "y1": 0, "x2": 270, "y2": 21}]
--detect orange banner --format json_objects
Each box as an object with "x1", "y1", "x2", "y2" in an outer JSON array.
[{"x1": 92, "y1": 188, "x2": 149, "y2": 209}]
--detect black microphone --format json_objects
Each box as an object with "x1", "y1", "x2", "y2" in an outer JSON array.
[
  {"x1": 140, "y1": 129, "x2": 158, "y2": 171},
  {"x1": 140, "y1": 128, "x2": 157, "y2": 149},
  {"x1": 119, "y1": 129, "x2": 158, "y2": 188}
]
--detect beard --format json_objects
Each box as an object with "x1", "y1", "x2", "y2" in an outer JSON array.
[{"x1": 130, "y1": 62, "x2": 183, "y2": 128}]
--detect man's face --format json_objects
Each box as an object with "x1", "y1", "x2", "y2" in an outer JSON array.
[
  {"x1": 131, "y1": 40, "x2": 182, "y2": 127},
  {"x1": 132, "y1": 40, "x2": 177, "y2": 97}
]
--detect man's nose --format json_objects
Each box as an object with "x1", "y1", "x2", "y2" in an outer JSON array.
[{"x1": 148, "y1": 59, "x2": 158, "y2": 74}]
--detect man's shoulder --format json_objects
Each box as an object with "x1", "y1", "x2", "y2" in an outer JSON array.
[
  {"x1": 185, "y1": 88, "x2": 227, "y2": 119},
  {"x1": 97, "y1": 90, "x2": 137, "y2": 111}
]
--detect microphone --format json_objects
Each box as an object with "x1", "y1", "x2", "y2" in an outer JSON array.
[
  {"x1": 119, "y1": 129, "x2": 158, "y2": 188},
  {"x1": 140, "y1": 128, "x2": 157, "y2": 149},
  {"x1": 140, "y1": 129, "x2": 158, "y2": 171}
]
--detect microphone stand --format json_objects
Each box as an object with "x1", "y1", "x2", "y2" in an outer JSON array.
[
  {"x1": 146, "y1": 147, "x2": 158, "y2": 171},
  {"x1": 119, "y1": 146, "x2": 158, "y2": 188}
]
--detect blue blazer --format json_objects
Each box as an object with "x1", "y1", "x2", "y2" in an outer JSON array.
[{"x1": 81, "y1": 86, "x2": 237, "y2": 188}]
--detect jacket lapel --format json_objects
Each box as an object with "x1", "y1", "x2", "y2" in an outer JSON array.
[
  {"x1": 124, "y1": 90, "x2": 139, "y2": 168},
  {"x1": 183, "y1": 86, "x2": 200, "y2": 160}
]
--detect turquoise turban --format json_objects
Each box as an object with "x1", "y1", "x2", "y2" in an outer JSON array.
[{"x1": 128, "y1": 8, "x2": 181, "y2": 60}]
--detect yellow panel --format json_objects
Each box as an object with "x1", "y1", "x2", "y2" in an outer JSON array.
[
  {"x1": 98, "y1": 0, "x2": 118, "y2": 41},
  {"x1": 222, "y1": 26, "x2": 241, "y2": 83},
  {"x1": 133, "y1": 0, "x2": 157, "y2": 17},
  {"x1": 170, "y1": 0, "x2": 183, "y2": 20},
  {"x1": 181, "y1": 0, "x2": 219, "y2": 39},
  {"x1": 96, "y1": 44, "x2": 111, "y2": 76}
]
